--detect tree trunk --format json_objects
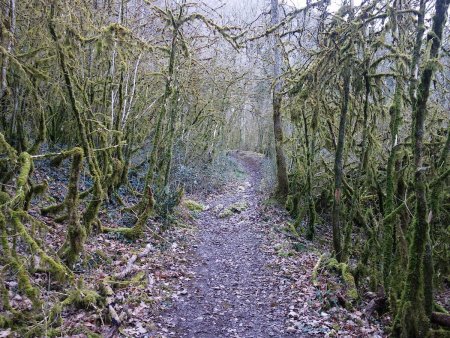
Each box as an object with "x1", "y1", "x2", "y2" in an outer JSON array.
[
  {"x1": 382, "y1": 80, "x2": 403, "y2": 291},
  {"x1": 271, "y1": 0, "x2": 289, "y2": 198},
  {"x1": 395, "y1": 1, "x2": 450, "y2": 336},
  {"x1": 302, "y1": 107, "x2": 317, "y2": 240},
  {"x1": 0, "y1": 0, "x2": 16, "y2": 133},
  {"x1": 332, "y1": 68, "x2": 351, "y2": 262}
]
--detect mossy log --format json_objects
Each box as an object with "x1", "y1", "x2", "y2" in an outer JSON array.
[
  {"x1": 12, "y1": 211, "x2": 72, "y2": 281},
  {"x1": 62, "y1": 288, "x2": 103, "y2": 309},
  {"x1": 1, "y1": 211, "x2": 40, "y2": 307}
]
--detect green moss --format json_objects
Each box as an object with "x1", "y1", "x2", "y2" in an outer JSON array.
[
  {"x1": 0, "y1": 132, "x2": 17, "y2": 161},
  {"x1": 41, "y1": 203, "x2": 65, "y2": 216},
  {"x1": 434, "y1": 303, "x2": 449, "y2": 314},
  {"x1": 12, "y1": 211, "x2": 72, "y2": 281},
  {"x1": 0, "y1": 315, "x2": 11, "y2": 328},
  {"x1": 0, "y1": 191, "x2": 10, "y2": 204},
  {"x1": 218, "y1": 208, "x2": 234, "y2": 218},
  {"x1": 24, "y1": 180, "x2": 49, "y2": 210},
  {"x1": 60, "y1": 147, "x2": 85, "y2": 266},
  {"x1": 287, "y1": 222, "x2": 300, "y2": 238},
  {"x1": 327, "y1": 258, "x2": 358, "y2": 301},
  {"x1": 184, "y1": 199, "x2": 205, "y2": 212},
  {"x1": 277, "y1": 250, "x2": 294, "y2": 257},
  {"x1": 108, "y1": 271, "x2": 146, "y2": 287},
  {"x1": 48, "y1": 302, "x2": 63, "y2": 324},
  {"x1": 103, "y1": 224, "x2": 145, "y2": 240},
  {"x1": 285, "y1": 195, "x2": 294, "y2": 213},
  {"x1": 263, "y1": 197, "x2": 282, "y2": 207},
  {"x1": 1, "y1": 211, "x2": 40, "y2": 307},
  {"x1": 342, "y1": 266, "x2": 358, "y2": 300},
  {"x1": 218, "y1": 201, "x2": 248, "y2": 218},
  {"x1": 62, "y1": 288, "x2": 103, "y2": 309},
  {"x1": 14, "y1": 256, "x2": 40, "y2": 307},
  {"x1": 285, "y1": 194, "x2": 300, "y2": 217},
  {"x1": 230, "y1": 201, "x2": 248, "y2": 212},
  {"x1": 82, "y1": 179, "x2": 103, "y2": 233},
  {"x1": 45, "y1": 328, "x2": 63, "y2": 338},
  {"x1": 107, "y1": 186, "x2": 154, "y2": 240},
  {"x1": 0, "y1": 277, "x2": 10, "y2": 311},
  {"x1": 0, "y1": 212, "x2": 8, "y2": 255},
  {"x1": 94, "y1": 249, "x2": 110, "y2": 262},
  {"x1": 105, "y1": 226, "x2": 137, "y2": 238},
  {"x1": 17, "y1": 152, "x2": 32, "y2": 188}
]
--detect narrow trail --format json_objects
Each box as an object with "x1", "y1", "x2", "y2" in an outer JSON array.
[{"x1": 161, "y1": 151, "x2": 292, "y2": 337}]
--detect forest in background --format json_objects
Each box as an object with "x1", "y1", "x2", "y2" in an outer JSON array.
[{"x1": 0, "y1": 0, "x2": 449, "y2": 336}]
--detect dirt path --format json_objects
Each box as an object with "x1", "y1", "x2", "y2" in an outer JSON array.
[{"x1": 158, "y1": 151, "x2": 292, "y2": 337}]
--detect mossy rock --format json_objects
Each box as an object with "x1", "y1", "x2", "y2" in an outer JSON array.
[
  {"x1": 327, "y1": 258, "x2": 358, "y2": 301},
  {"x1": 229, "y1": 201, "x2": 248, "y2": 213},
  {"x1": 216, "y1": 201, "x2": 248, "y2": 218},
  {"x1": 183, "y1": 199, "x2": 205, "y2": 212},
  {"x1": 218, "y1": 201, "x2": 248, "y2": 218},
  {"x1": 218, "y1": 208, "x2": 234, "y2": 218}
]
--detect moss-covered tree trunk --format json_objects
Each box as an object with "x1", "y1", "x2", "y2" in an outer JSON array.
[
  {"x1": 0, "y1": 0, "x2": 16, "y2": 128},
  {"x1": 382, "y1": 80, "x2": 403, "y2": 291},
  {"x1": 131, "y1": 17, "x2": 180, "y2": 237},
  {"x1": 58, "y1": 148, "x2": 85, "y2": 266},
  {"x1": 162, "y1": 80, "x2": 179, "y2": 192},
  {"x1": 395, "y1": 0, "x2": 450, "y2": 336},
  {"x1": 271, "y1": 0, "x2": 289, "y2": 198},
  {"x1": 332, "y1": 67, "x2": 351, "y2": 263},
  {"x1": 302, "y1": 107, "x2": 317, "y2": 240},
  {"x1": 359, "y1": 72, "x2": 371, "y2": 174},
  {"x1": 408, "y1": 0, "x2": 426, "y2": 136}
]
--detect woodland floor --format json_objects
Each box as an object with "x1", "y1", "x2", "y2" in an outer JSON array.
[
  {"x1": 2, "y1": 151, "x2": 388, "y2": 337},
  {"x1": 149, "y1": 151, "x2": 386, "y2": 338}
]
